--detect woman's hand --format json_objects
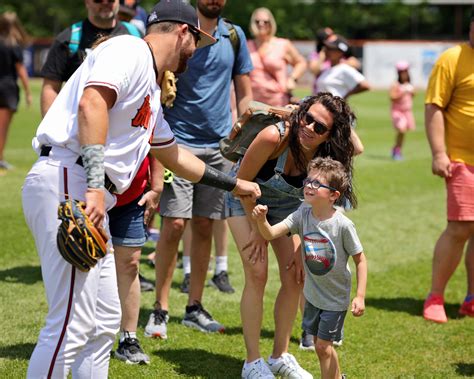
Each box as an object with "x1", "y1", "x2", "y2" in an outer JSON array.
[
  {"x1": 242, "y1": 229, "x2": 269, "y2": 264},
  {"x1": 138, "y1": 189, "x2": 161, "y2": 226},
  {"x1": 286, "y1": 249, "x2": 305, "y2": 284}
]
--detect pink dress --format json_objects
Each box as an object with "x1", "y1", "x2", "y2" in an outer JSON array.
[
  {"x1": 390, "y1": 82, "x2": 416, "y2": 132},
  {"x1": 248, "y1": 38, "x2": 290, "y2": 107}
]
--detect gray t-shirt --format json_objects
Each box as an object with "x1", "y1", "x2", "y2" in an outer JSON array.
[{"x1": 283, "y1": 206, "x2": 363, "y2": 311}]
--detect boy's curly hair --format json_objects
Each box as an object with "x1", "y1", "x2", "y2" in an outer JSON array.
[{"x1": 307, "y1": 157, "x2": 351, "y2": 203}]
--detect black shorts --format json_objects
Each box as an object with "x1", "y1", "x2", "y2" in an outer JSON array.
[{"x1": 0, "y1": 78, "x2": 19, "y2": 111}]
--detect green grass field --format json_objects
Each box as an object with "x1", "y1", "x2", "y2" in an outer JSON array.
[{"x1": 0, "y1": 80, "x2": 473, "y2": 378}]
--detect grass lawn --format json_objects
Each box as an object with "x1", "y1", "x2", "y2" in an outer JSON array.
[{"x1": 0, "y1": 80, "x2": 473, "y2": 378}]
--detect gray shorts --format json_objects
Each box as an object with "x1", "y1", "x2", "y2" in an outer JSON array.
[
  {"x1": 159, "y1": 145, "x2": 232, "y2": 220},
  {"x1": 302, "y1": 300, "x2": 347, "y2": 342}
]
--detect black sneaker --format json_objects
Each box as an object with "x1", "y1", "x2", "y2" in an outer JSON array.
[
  {"x1": 209, "y1": 271, "x2": 235, "y2": 293},
  {"x1": 114, "y1": 335, "x2": 150, "y2": 365},
  {"x1": 139, "y1": 273, "x2": 155, "y2": 292},
  {"x1": 182, "y1": 301, "x2": 225, "y2": 333},
  {"x1": 180, "y1": 273, "x2": 190, "y2": 293}
]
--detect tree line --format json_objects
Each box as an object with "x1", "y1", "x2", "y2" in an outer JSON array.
[{"x1": 1, "y1": 0, "x2": 472, "y2": 41}]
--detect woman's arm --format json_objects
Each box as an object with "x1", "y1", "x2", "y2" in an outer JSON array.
[
  {"x1": 285, "y1": 41, "x2": 307, "y2": 91},
  {"x1": 15, "y1": 62, "x2": 31, "y2": 108}
]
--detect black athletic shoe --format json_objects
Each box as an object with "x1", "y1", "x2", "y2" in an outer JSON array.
[
  {"x1": 115, "y1": 336, "x2": 150, "y2": 365},
  {"x1": 209, "y1": 271, "x2": 235, "y2": 293},
  {"x1": 139, "y1": 273, "x2": 154, "y2": 292},
  {"x1": 180, "y1": 273, "x2": 190, "y2": 293}
]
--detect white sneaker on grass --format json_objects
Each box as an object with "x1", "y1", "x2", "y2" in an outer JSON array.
[
  {"x1": 144, "y1": 309, "x2": 169, "y2": 339},
  {"x1": 242, "y1": 358, "x2": 275, "y2": 378},
  {"x1": 267, "y1": 353, "x2": 313, "y2": 379}
]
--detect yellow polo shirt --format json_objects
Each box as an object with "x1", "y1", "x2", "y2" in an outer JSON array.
[{"x1": 425, "y1": 43, "x2": 474, "y2": 165}]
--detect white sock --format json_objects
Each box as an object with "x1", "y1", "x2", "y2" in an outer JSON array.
[
  {"x1": 245, "y1": 358, "x2": 261, "y2": 366},
  {"x1": 183, "y1": 255, "x2": 191, "y2": 275},
  {"x1": 215, "y1": 256, "x2": 227, "y2": 275},
  {"x1": 119, "y1": 331, "x2": 137, "y2": 342},
  {"x1": 267, "y1": 355, "x2": 282, "y2": 364}
]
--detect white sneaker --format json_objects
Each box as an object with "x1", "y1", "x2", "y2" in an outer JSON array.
[
  {"x1": 242, "y1": 358, "x2": 275, "y2": 378},
  {"x1": 267, "y1": 353, "x2": 313, "y2": 379},
  {"x1": 144, "y1": 309, "x2": 169, "y2": 339}
]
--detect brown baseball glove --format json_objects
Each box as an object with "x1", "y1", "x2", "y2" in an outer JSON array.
[
  {"x1": 56, "y1": 199, "x2": 109, "y2": 272},
  {"x1": 160, "y1": 70, "x2": 177, "y2": 108}
]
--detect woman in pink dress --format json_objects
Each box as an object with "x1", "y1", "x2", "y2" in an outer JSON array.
[
  {"x1": 248, "y1": 7, "x2": 307, "y2": 106},
  {"x1": 390, "y1": 60, "x2": 416, "y2": 160}
]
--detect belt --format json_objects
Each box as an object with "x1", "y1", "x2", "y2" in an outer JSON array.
[{"x1": 40, "y1": 145, "x2": 116, "y2": 193}]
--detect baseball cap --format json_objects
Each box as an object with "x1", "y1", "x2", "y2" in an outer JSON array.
[
  {"x1": 396, "y1": 60, "x2": 409, "y2": 71},
  {"x1": 147, "y1": 0, "x2": 216, "y2": 49},
  {"x1": 323, "y1": 34, "x2": 349, "y2": 53}
]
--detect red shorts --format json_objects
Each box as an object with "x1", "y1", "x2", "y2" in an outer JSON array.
[{"x1": 446, "y1": 162, "x2": 474, "y2": 221}]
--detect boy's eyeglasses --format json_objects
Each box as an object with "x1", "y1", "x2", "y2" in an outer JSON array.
[
  {"x1": 303, "y1": 178, "x2": 338, "y2": 192},
  {"x1": 304, "y1": 113, "x2": 330, "y2": 135}
]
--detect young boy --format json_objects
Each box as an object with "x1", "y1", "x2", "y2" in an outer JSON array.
[{"x1": 252, "y1": 157, "x2": 367, "y2": 379}]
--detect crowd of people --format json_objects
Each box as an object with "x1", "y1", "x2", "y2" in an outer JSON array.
[{"x1": 1, "y1": 0, "x2": 473, "y2": 378}]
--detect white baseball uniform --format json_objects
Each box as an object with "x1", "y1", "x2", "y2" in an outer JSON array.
[{"x1": 23, "y1": 35, "x2": 175, "y2": 378}]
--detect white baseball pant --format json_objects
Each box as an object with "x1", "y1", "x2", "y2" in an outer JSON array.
[{"x1": 22, "y1": 155, "x2": 120, "y2": 379}]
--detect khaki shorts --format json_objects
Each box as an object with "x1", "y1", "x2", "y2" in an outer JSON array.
[{"x1": 159, "y1": 145, "x2": 232, "y2": 220}]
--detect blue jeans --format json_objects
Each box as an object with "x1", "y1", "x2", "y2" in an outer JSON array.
[{"x1": 108, "y1": 194, "x2": 148, "y2": 247}]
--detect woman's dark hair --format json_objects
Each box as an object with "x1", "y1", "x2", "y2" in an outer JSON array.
[
  {"x1": 288, "y1": 92, "x2": 357, "y2": 207},
  {"x1": 397, "y1": 70, "x2": 411, "y2": 84}
]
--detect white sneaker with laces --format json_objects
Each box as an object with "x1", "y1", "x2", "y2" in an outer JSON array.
[
  {"x1": 242, "y1": 358, "x2": 275, "y2": 378},
  {"x1": 267, "y1": 353, "x2": 313, "y2": 379}
]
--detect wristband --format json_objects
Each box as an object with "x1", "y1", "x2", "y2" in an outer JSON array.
[
  {"x1": 198, "y1": 164, "x2": 237, "y2": 192},
  {"x1": 81, "y1": 144, "x2": 105, "y2": 189}
]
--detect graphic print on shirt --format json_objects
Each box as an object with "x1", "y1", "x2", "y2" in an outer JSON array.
[
  {"x1": 132, "y1": 95, "x2": 151, "y2": 130},
  {"x1": 303, "y1": 231, "x2": 336, "y2": 276}
]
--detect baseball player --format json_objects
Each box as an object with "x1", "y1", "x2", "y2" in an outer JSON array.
[{"x1": 22, "y1": 1, "x2": 260, "y2": 378}]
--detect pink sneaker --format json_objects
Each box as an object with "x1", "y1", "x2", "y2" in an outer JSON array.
[
  {"x1": 459, "y1": 298, "x2": 474, "y2": 317},
  {"x1": 423, "y1": 294, "x2": 448, "y2": 323}
]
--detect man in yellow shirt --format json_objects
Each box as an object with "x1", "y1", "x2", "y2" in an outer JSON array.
[{"x1": 423, "y1": 7, "x2": 474, "y2": 323}]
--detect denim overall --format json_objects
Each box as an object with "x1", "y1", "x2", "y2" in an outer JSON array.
[{"x1": 226, "y1": 128, "x2": 304, "y2": 225}]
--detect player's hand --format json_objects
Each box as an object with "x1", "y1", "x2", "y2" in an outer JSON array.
[
  {"x1": 26, "y1": 93, "x2": 32, "y2": 108},
  {"x1": 138, "y1": 189, "x2": 161, "y2": 226},
  {"x1": 351, "y1": 296, "x2": 365, "y2": 317},
  {"x1": 251, "y1": 204, "x2": 268, "y2": 221},
  {"x1": 242, "y1": 229, "x2": 268, "y2": 264},
  {"x1": 432, "y1": 152, "x2": 452, "y2": 178},
  {"x1": 286, "y1": 77, "x2": 297, "y2": 91},
  {"x1": 232, "y1": 179, "x2": 261, "y2": 201},
  {"x1": 84, "y1": 187, "x2": 106, "y2": 227}
]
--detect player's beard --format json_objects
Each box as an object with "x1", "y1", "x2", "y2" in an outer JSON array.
[
  {"x1": 197, "y1": 1, "x2": 224, "y2": 19},
  {"x1": 175, "y1": 39, "x2": 194, "y2": 74}
]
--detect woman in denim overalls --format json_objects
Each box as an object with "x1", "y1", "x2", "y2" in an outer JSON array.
[{"x1": 226, "y1": 93, "x2": 358, "y2": 378}]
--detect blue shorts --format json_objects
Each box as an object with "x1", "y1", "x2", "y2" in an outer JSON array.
[
  {"x1": 108, "y1": 195, "x2": 148, "y2": 247},
  {"x1": 302, "y1": 301, "x2": 347, "y2": 342}
]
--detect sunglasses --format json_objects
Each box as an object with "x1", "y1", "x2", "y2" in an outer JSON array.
[
  {"x1": 303, "y1": 178, "x2": 338, "y2": 192},
  {"x1": 188, "y1": 25, "x2": 201, "y2": 45},
  {"x1": 255, "y1": 19, "x2": 271, "y2": 25},
  {"x1": 92, "y1": 0, "x2": 115, "y2": 3},
  {"x1": 304, "y1": 113, "x2": 330, "y2": 135}
]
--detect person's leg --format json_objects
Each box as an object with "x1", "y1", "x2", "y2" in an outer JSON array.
[
  {"x1": 315, "y1": 339, "x2": 340, "y2": 379},
  {"x1": 180, "y1": 223, "x2": 192, "y2": 293},
  {"x1": 0, "y1": 108, "x2": 13, "y2": 163},
  {"x1": 227, "y1": 215, "x2": 268, "y2": 363},
  {"x1": 155, "y1": 216, "x2": 186, "y2": 310},
  {"x1": 210, "y1": 220, "x2": 235, "y2": 293},
  {"x1": 466, "y1": 236, "x2": 474, "y2": 296},
  {"x1": 430, "y1": 221, "x2": 471, "y2": 296},
  {"x1": 395, "y1": 130, "x2": 405, "y2": 150},
  {"x1": 114, "y1": 246, "x2": 142, "y2": 331},
  {"x1": 187, "y1": 216, "x2": 214, "y2": 305},
  {"x1": 72, "y1": 253, "x2": 122, "y2": 377},
  {"x1": 270, "y1": 234, "x2": 303, "y2": 358}
]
